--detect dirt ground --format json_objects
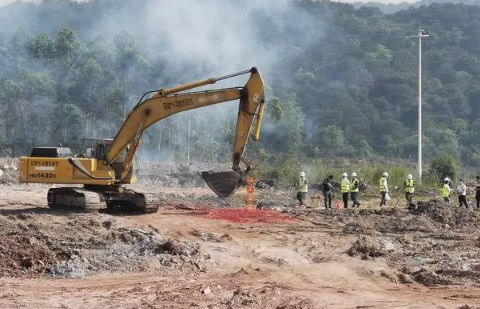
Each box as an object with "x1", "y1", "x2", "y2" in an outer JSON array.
[{"x1": 1, "y1": 161, "x2": 480, "y2": 308}]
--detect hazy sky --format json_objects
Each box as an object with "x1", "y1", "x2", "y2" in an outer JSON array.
[
  {"x1": 0, "y1": 0, "x2": 40, "y2": 5},
  {"x1": 0, "y1": 0, "x2": 421, "y2": 8}
]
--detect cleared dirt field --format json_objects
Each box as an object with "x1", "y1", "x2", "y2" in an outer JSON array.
[{"x1": 1, "y1": 178, "x2": 480, "y2": 309}]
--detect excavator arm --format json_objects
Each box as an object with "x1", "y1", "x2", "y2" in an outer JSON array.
[{"x1": 106, "y1": 67, "x2": 265, "y2": 197}]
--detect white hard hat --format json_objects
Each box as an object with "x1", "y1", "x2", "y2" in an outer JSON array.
[
  {"x1": 444, "y1": 177, "x2": 449, "y2": 182},
  {"x1": 382, "y1": 172, "x2": 388, "y2": 177},
  {"x1": 342, "y1": 172, "x2": 347, "y2": 177},
  {"x1": 351, "y1": 172, "x2": 357, "y2": 177},
  {"x1": 300, "y1": 172, "x2": 305, "y2": 177},
  {"x1": 407, "y1": 174, "x2": 413, "y2": 180}
]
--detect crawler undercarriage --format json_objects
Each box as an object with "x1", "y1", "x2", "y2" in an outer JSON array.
[{"x1": 47, "y1": 186, "x2": 159, "y2": 213}]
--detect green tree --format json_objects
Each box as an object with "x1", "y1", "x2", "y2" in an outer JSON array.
[{"x1": 430, "y1": 154, "x2": 459, "y2": 181}]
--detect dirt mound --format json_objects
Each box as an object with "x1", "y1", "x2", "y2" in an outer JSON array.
[
  {"x1": 288, "y1": 206, "x2": 480, "y2": 287},
  {"x1": 0, "y1": 213, "x2": 208, "y2": 278},
  {"x1": 411, "y1": 200, "x2": 480, "y2": 227},
  {"x1": 347, "y1": 236, "x2": 396, "y2": 260},
  {"x1": 226, "y1": 285, "x2": 315, "y2": 309},
  {"x1": 53, "y1": 228, "x2": 207, "y2": 278},
  {"x1": 0, "y1": 235, "x2": 61, "y2": 276},
  {"x1": 400, "y1": 266, "x2": 454, "y2": 286}
]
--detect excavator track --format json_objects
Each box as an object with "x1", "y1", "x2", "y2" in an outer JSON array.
[
  {"x1": 141, "y1": 193, "x2": 161, "y2": 213},
  {"x1": 104, "y1": 189, "x2": 160, "y2": 214},
  {"x1": 47, "y1": 187, "x2": 107, "y2": 213},
  {"x1": 47, "y1": 187, "x2": 160, "y2": 214}
]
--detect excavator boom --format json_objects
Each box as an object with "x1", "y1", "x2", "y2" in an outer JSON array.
[{"x1": 107, "y1": 67, "x2": 265, "y2": 197}]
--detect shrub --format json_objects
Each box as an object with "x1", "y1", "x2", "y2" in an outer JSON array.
[{"x1": 429, "y1": 154, "x2": 459, "y2": 182}]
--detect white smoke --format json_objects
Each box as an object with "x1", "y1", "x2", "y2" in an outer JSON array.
[
  {"x1": 0, "y1": 0, "x2": 328, "y2": 164},
  {"x1": 0, "y1": 0, "x2": 87, "y2": 6},
  {"x1": 90, "y1": 0, "x2": 312, "y2": 81}
]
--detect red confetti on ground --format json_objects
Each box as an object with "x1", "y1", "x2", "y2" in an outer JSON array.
[{"x1": 196, "y1": 208, "x2": 298, "y2": 224}]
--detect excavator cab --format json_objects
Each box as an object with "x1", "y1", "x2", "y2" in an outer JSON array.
[
  {"x1": 79, "y1": 138, "x2": 130, "y2": 180},
  {"x1": 79, "y1": 138, "x2": 113, "y2": 159}
]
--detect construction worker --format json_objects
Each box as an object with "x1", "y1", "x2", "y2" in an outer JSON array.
[
  {"x1": 350, "y1": 172, "x2": 360, "y2": 207},
  {"x1": 442, "y1": 177, "x2": 451, "y2": 203},
  {"x1": 322, "y1": 174, "x2": 334, "y2": 209},
  {"x1": 379, "y1": 172, "x2": 389, "y2": 207},
  {"x1": 476, "y1": 176, "x2": 480, "y2": 209},
  {"x1": 404, "y1": 174, "x2": 415, "y2": 207},
  {"x1": 457, "y1": 179, "x2": 468, "y2": 208},
  {"x1": 295, "y1": 172, "x2": 308, "y2": 206},
  {"x1": 341, "y1": 172, "x2": 350, "y2": 209}
]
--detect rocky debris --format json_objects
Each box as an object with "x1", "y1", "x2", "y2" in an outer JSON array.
[
  {"x1": 52, "y1": 229, "x2": 208, "y2": 278},
  {"x1": 225, "y1": 285, "x2": 315, "y2": 309},
  {"x1": 410, "y1": 200, "x2": 480, "y2": 227},
  {"x1": 0, "y1": 213, "x2": 208, "y2": 278},
  {"x1": 202, "y1": 285, "x2": 212, "y2": 295},
  {"x1": 52, "y1": 235, "x2": 207, "y2": 278},
  {"x1": 278, "y1": 205, "x2": 480, "y2": 287},
  {"x1": 301, "y1": 202, "x2": 480, "y2": 286},
  {"x1": 397, "y1": 272, "x2": 414, "y2": 284},
  {"x1": 457, "y1": 306, "x2": 480, "y2": 309},
  {"x1": 347, "y1": 236, "x2": 396, "y2": 259},
  {"x1": 291, "y1": 201, "x2": 478, "y2": 234},
  {"x1": 0, "y1": 157, "x2": 19, "y2": 185},
  {"x1": 399, "y1": 266, "x2": 453, "y2": 286},
  {"x1": 148, "y1": 280, "x2": 315, "y2": 308},
  {"x1": 191, "y1": 229, "x2": 233, "y2": 242},
  {"x1": 262, "y1": 255, "x2": 288, "y2": 267},
  {"x1": 0, "y1": 235, "x2": 61, "y2": 276},
  {"x1": 101, "y1": 218, "x2": 117, "y2": 230}
]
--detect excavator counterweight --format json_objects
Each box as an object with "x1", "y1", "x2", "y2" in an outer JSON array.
[{"x1": 19, "y1": 67, "x2": 266, "y2": 214}]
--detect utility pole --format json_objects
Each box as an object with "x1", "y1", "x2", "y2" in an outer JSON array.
[
  {"x1": 406, "y1": 23, "x2": 429, "y2": 180},
  {"x1": 187, "y1": 113, "x2": 191, "y2": 164}
]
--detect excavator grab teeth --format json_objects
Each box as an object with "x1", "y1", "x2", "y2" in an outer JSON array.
[{"x1": 198, "y1": 171, "x2": 242, "y2": 197}]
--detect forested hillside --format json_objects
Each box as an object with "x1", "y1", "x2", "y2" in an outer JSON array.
[
  {"x1": 1, "y1": 0, "x2": 480, "y2": 168},
  {"x1": 353, "y1": 0, "x2": 480, "y2": 14}
]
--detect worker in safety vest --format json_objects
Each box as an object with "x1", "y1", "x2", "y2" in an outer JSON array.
[
  {"x1": 379, "y1": 172, "x2": 389, "y2": 207},
  {"x1": 350, "y1": 172, "x2": 360, "y2": 207},
  {"x1": 404, "y1": 174, "x2": 415, "y2": 207},
  {"x1": 442, "y1": 177, "x2": 451, "y2": 203},
  {"x1": 296, "y1": 172, "x2": 308, "y2": 206},
  {"x1": 341, "y1": 172, "x2": 350, "y2": 209}
]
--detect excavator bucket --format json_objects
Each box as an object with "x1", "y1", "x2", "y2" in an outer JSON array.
[{"x1": 198, "y1": 171, "x2": 242, "y2": 197}]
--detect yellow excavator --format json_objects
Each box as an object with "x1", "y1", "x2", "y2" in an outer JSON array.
[{"x1": 18, "y1": 67, "x2": 265, "y2": 213}]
